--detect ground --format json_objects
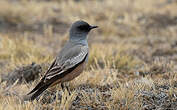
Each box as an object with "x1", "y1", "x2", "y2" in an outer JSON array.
[{"x1": 0, "y1": 0, "x2": 177, "y2": 110}]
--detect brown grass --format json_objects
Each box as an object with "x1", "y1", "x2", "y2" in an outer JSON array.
[{"x1": 0, "y1": 0, "x2": 177, "y2": 109}]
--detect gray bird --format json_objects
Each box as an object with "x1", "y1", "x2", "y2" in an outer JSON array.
[{"x1": 26, "y1": 20, "x2": 98, "y2": 101}]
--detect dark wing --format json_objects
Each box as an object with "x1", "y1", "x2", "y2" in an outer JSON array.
[
  {"x1": 27, "y1": 45, "x2": 88, "y2": 100},
  {"x1": 44, "y1": 45, "x2": 88, "y2": 80}
]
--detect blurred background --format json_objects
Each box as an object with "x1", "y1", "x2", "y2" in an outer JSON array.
[{"x1": 0, "y1": 0, "x2": 177, "y2": 109}]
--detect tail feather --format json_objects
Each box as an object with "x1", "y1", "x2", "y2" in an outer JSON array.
[
  {"x1": 29, "y1": 82, "x2": 52, "y2": 101},
  {"x1": 27, "y1": 78, "x2": 45, "y2": 95}
]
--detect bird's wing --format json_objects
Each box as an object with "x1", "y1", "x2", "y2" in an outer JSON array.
[
  {"x1": 27, "y1": 45, "x2": 88, "y2": 99},
  {"x1": 44, "y1": 45, "x2": 88, "y2": 80}
]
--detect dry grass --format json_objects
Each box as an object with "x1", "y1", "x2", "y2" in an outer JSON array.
[{"x1": 0, "y1": 0, "x2": 177, "y2": 109}]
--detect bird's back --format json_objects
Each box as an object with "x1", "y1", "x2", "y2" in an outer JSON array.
[{"x1": 56, "y1": 41, "x2": 88, "y2": 66}]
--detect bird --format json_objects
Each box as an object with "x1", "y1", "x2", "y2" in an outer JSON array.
[{"x1": 25, "y1": 20, "x2": 98, "y2": 101}]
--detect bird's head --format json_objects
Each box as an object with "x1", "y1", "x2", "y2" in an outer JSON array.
[{"x1": 69, "y1": 20, "x2": 98, "y2": 41}]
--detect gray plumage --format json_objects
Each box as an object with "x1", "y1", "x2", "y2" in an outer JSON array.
[
  {"x1": 45, "y1": 44, "x2": 88, "y2": 79},
  {"x1": 25, "y1": 20, "x2": 98, "y2": 101}
]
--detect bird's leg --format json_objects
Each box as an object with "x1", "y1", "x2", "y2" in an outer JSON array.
[
  {"x1": 65, "y1": 83, "x2": 71, "y2": 95},
  {"x1": 61, "y1": 83, "x2": 65, "y2": 92},
  {"x1": 61, "y1": 83, "x2": 71, "y2": 95}
]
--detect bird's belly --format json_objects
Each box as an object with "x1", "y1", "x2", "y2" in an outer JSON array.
[{"x1": 61, "y1": 62, "x2": 86, "y2": 82}]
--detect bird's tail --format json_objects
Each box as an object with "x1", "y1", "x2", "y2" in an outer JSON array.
[
  {"x1": 30, "y1": 83, "x2": 52, "y2": 101},
  {"x1": 24, "y1": 82, "x2": 52, "y2": 101}
]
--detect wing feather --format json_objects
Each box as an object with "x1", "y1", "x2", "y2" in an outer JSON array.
[
  {"x1": 27, "y1": 45, "x2": 88, "y2": 98},
  {"x1": 45, "y1": 46, "x2": 88, "y2": 80}
]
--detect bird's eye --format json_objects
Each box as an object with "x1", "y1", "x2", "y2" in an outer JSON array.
[{"x1": 77, "y1": 24, "x2": 90, "y2": 31}]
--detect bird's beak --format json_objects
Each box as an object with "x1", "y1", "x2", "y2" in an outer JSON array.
[{"x1": 90, "y1": 25, "x2": 98, "y2": 29}]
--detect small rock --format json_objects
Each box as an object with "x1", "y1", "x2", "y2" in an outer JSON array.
[{"x1": 1, "y1": 62, "x2": 42, "y2": 85}]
